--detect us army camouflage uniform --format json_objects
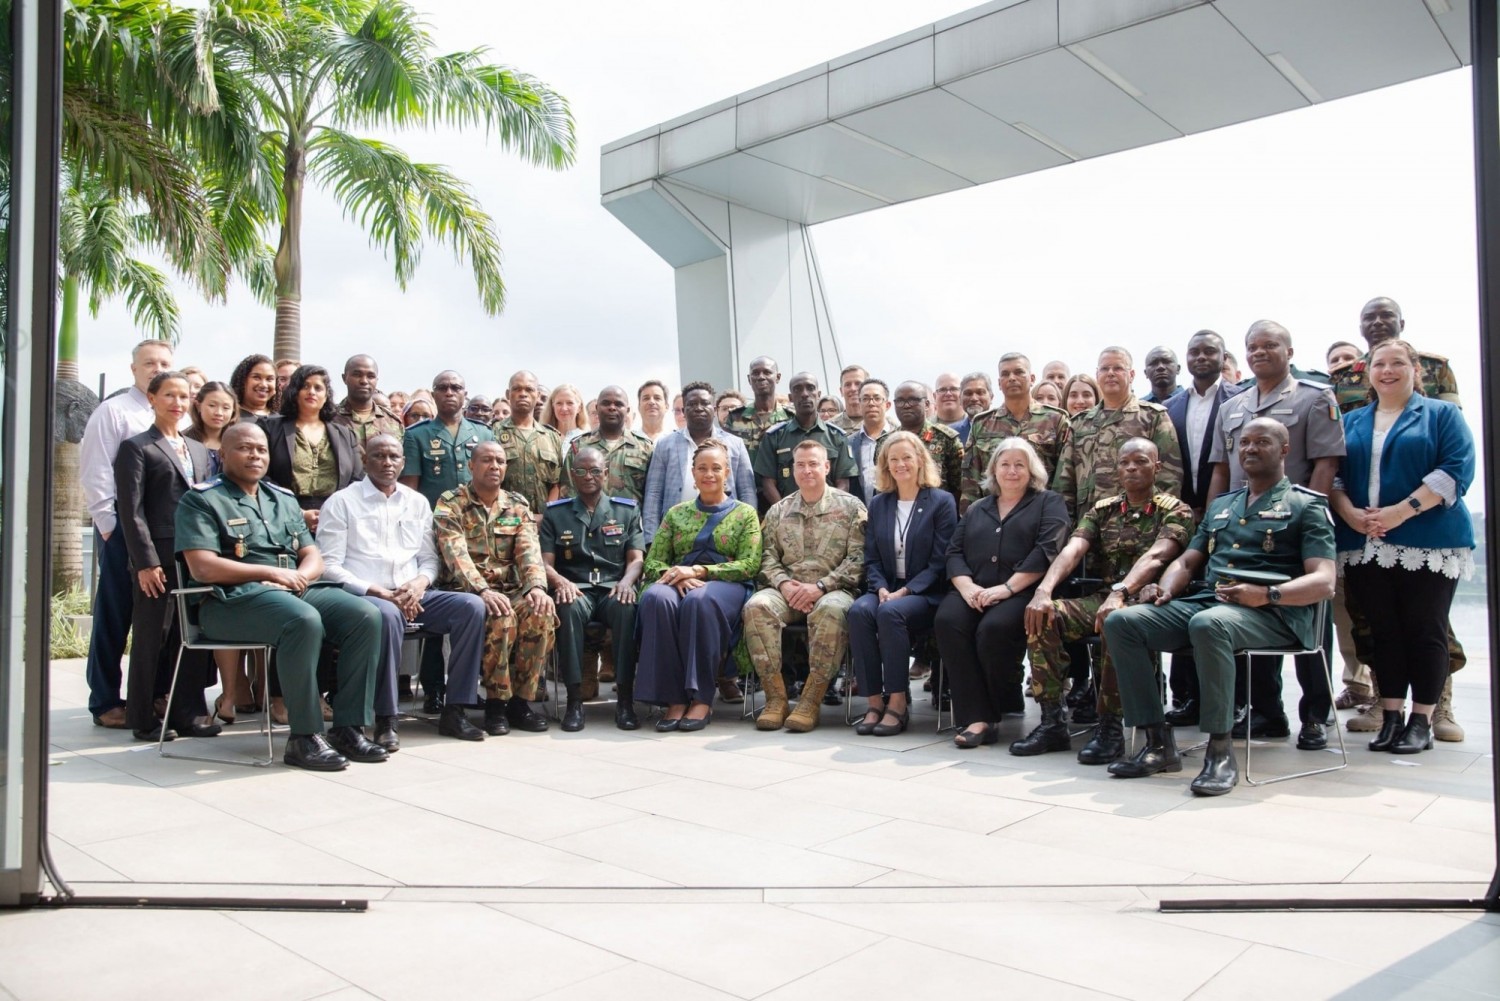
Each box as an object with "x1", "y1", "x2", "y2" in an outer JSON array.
[
  {"x1": 752, "y1": 418, "x2": 859, "y2": 500},
  {"x1": 961, "y1": 402, "x2": 1071, "y2": 510},
  {"x1": 433, "y1": 483, "x2": 556, "y2": 701},
  {"x1": 742, "y1": 489, "x2": 867, "y2": 684},
  {"x1": 1051, "y1": 396, "x2": 1183, "y2": 521},
  {"x1": 1027, "y1": 492, "x2": 1195, "y2": 715},
  {"x1": 561, "y1": 429, "x2": 654, "y2": 502},
  {"x1": 332, "y1": 398, "x2": 404, "y2": 447},
  {"x1": 910, "y1": 420, "x2": 964, "y2": 501},
  {"x1": 720, "y1": 403, "x2": 791, "y2": 466},
  {"x1": 1330, "y1": 346, "x2": 1466, "y2": 677},
  {"x1": 492, "y1": 418, "x2": 565, "y2": 512}
]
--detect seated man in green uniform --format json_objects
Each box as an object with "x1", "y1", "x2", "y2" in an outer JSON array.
[
  {"x1": 541, "y1": 447, "x2": 645, "y2": 732},
  {"x1": 175, "y1": 423, "x2": 387, "y2": 771},
  {"x1": 1103, "y1": 418, "x2": 1336, "y2": 796}
]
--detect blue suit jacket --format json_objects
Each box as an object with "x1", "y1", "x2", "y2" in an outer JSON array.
[
  {"x1": 864, "y1": 487, "x2": 957, "y2": 603},
  {"x1": 1165, "y1": 381, "x2": 1242, "y2": 511}
]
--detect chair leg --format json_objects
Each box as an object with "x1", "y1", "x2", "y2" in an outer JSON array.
[
  {"x1": 163, "y1": 645, "x2": 276, "y2": 768},
  {"x1": 1244, "y1": 650, "x2": 1349, "y2": 786},
  {"x1": 741, "y1": 669, "x2": 760, "y2": 721}
]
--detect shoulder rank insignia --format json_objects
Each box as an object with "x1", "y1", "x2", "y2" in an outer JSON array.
[
  {"x1": 192, "y1": 478, "x2": 222, "y2": 491},
  {"x1": 610, "y1": 496, "x2": 638, "y2": 507}
]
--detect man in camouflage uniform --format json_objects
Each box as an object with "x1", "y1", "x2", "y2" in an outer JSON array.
[
  {"x1": 962, "y1": 353, "x2": 1070, "y2": 512},
  {"x1": 1328, "y1": 296, "x2": 1466, "y2": 741},
  {"x1": 753, "y1": 372, "x2": 858, "y2": 504},
  {"x1": 743, "y1": 440, "x2": 867, "y2": 732},
  {"x1": 721, "y1": 355, "x2": 790, "y2": 507},
  {"x1": 434, "y1": 441, "x2": 557, "y2": 736},
  {"x1": 493, "y1": 369, "x2": 565, "y2": 519},
  {"x1": 1018, "y1": 439, "x2": 1195, "y2": 763},
  {"x1": 333, "y1": 354, "x2": 403, "y2": 447},
  {"x1": 562, "y1": 384, "x2": 653, "y2": 502},
  {"x1": 890, "y1": 380, "x2": 963, "y2": 502},
  {"x1": 832, "y1": 363, "x2": 897, "y2": 434},
  {"x1": 1052, "y1": 347, "x2": 1183, "y2": 521}
]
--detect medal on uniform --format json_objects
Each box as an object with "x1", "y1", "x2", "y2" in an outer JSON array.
[
  {"x1": 1207, "y1": 533, "x2": 1216, "y2": 555},
  {"x1": 234, "y1": 535, "x2": 246, "y2": 558},
  {"x1": 1263, "y1": 529, "x2": 1275, "y2": 553}
]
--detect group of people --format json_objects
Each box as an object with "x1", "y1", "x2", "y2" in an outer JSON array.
[{"x1": 77, "y1": 293, "x2": 1475, "y2": 795}]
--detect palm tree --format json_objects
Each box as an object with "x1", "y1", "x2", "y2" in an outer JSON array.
[{"x1": 175, "y1": 0, "x2": 576, "y2": 361}]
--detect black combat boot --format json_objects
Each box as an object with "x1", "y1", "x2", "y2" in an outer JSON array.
[{"x1": 1008, "y1": 702, "x2": 1071, "y2": 756}]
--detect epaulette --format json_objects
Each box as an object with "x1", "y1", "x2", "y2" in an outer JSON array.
[
  {"x1": 1417, "y1": 349, "x2": 1450, "y2": 363},
  {"x1": 192, "y1": 478, "x2": 222, "y2": 491},
  {"x1": 1038, "y1": 403, "x2": 1069, "y2": 417},
  {"x1": 824, "y1": 422, "x2": 850, "y2": 440},
  {"x1": 610, "y1": 496, "x2": 638, "y2": 507},
  {"x1": 263, "y1": 480, "x2": 295, "y2": 495},
  {"x1": 1297, "y1": 378, "x2": 1335, "y2": 392},
  {"x1": 1290, "y1": 484, "x2": 1328, "y2": 498},
  {"x1": 1137, "y1": 398, "x2": 1168, "y2": 413},
  {"x1": 507, "y1": 490, "x2": 533, "y2": 509},
  {"x1": 546, "y1": 497, "x2": 571, "y2": 508},
  {"x1": 766, "y1": 420, "x2": 789, "y2": 434},
  {"x1": 1093, "y1": 494, "x2": 1123, "y2": 512}
]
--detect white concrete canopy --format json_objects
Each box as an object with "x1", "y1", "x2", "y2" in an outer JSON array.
[{"x1": 602, "y1": 0, "x2": 1473, "y2": 392}]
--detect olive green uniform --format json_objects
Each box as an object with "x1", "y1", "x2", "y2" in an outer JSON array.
[
  {"x1": 961, "y1": 402, "x2": 1071, "y2": 509},
  {"x1": 907, "y1": 420, "x2": 964, "y2": 501},
  {"x1": 333, "y1": 399, "x2": 404, "y2": 447},
  {"x1": 174, "y1": 477, "x2": 381, "y2": 735},
  {"x1": 743, "y1": 489, "x2": 867, "y2": 685},
  {"x1": 1051, "y1": 396, "x2": 1183, "y2": 521},
  {"x1": 1027, "y1": 493, "x2": 1195, "y2": 715},
  {"x1": 752, "y1": 418, "x2": 859, "y2": 500},
  {"x1": 721, "y1": 403, "x2": 791, "y2": 466},
  {"x1": 492, "y1": 418, "x2": 565, "y2": 512},
  {"x1": 402, "y1": 417, "x2": 495, "y2": 507},
  {"x1": 434, "y1": 484, "x2": 556, "y2": 701},
  {"x1": 540, "y1": 496, "x2": 643, "y2": 686},
  {"x1": 562, "y1": 429, "x2": 654, "y2": 502}
]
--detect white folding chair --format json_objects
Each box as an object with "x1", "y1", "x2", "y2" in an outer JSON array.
[{"x1": 159, "y1": 558, "x2": 277, "y2": 768}]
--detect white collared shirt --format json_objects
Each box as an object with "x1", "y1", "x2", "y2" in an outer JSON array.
[
  {"x1": 316, "y1": 478, "x2": 440, "y2": 594},
  {"x1": 80, "y1": 386, "x2": 156, "y2": 535},
  {"x1": 1184, "y1": 380, "x2": 1219, "y2": 472}
]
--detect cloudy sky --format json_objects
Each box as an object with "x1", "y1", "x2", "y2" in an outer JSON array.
[{"x1": 81, "y1": 0, "x2": 1486, "y2": 494}]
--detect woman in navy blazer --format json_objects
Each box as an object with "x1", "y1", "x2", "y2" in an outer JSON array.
[
  {"x1": 1330, "y1": 340, "x2": 1475, "y2": 756},
  {"x1": 847, "y1": 432, "x2": 957, "y2": 737}
]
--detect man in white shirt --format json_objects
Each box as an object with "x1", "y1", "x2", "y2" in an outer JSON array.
[
  {"x1": 318, "y1": 434, "x2": 489, "y2": 748},
  {"x1": 79, "y1": 339, "x2": 175, "y2": 727}
]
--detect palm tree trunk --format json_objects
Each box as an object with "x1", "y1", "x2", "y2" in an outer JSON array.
[
  {"x1": 53, "y1": 274, "x2": 85, "y2": 594},
  {"x1": 272, "y1": 135, "x2": 306, "y2": 362}
]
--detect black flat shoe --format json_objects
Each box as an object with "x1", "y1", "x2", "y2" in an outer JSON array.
[
  {"x1": 678, "y1": 709, "x2": 713, "y2": 733},
  {"x1": 283, "y1": 733, "x2": 347, "y2": 771},
  {"x1": 871, "y1": 708, "x2": 909, "y2": 737},
  {"x1": 855, "y1": 709, "x2": 883, "y2": 736},
  {"x1": 134, "y1": 725, "x2": 175, "y2": 742},
  {"x1": 325, "y1": 725, "x2": 389, "y2": 763},
  {"x1": 655, "y1": 716, "x2": 682, "y2": 733},
  {"x1": 953, "y1": 724, "x2": 996, "y2": 749}
]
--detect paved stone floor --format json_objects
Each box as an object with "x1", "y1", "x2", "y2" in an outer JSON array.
[{"x1": 2, "y1": 656, "x2": 1496, "y2": 1000}]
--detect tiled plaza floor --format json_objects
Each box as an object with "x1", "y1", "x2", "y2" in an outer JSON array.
[{"x1": 2, "y1": 656, "x2": 1495, "y2": 1000}]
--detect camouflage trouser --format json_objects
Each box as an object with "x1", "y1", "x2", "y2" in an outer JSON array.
[
  {"x1": 1343, "y1": 574, "x2": 1465, "y2": 674},
  {"x1": 1025, "y1": 591, "x2": 1122, "y2": 716},
  {"x1": 742, "y1": 588, "x2": 854, "y2": 684},
  {"x1": 481, "y1": 597, "x2": 557, "y2": 700}
]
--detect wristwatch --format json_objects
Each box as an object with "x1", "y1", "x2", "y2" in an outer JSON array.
[
  {"x1": 1407, "y1": 496, "x2": 1423, "y2": 515},
  {"x1": 1266, "y1": 585, "x2": 1282, "y2": 605},
  {"x1": 815, "y1": 581, "x2": 828, "y2": 593},
  {"x1": 1111, "y1": 582, "x2": 1129, "y2": 595}
]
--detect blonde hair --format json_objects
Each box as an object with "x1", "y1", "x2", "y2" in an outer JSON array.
[
  {"x1": 875, "y1": 430, "x2": 941, "y2": 493},
  {"x1": 984, "y1": 437, "x2": 1049, "y2": 493},
  {"x1": 542, "y1": 383, "x2": 588, "y2": 432}
]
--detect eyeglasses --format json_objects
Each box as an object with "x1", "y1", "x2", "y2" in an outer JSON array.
[
  {"x1": 935, "y1": 387, "x2": 960, "y2": 394},
  {"x1": 573, "y1": 467, "x2": 606, "y2": 478},
  {"x1": 434, "y1": 383, "x2": 464, "y2": 392}
]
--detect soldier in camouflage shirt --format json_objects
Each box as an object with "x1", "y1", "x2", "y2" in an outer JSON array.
[
  {"x1": 743, "y1": 441, "x2": 867, "y2": 733},
  {"x1": 1020, "y1": 439, "x2": 1195, "y2": 763},
  {"x1": 434, "y1": 442, "x2": 557, "y2": 736},
  {"x1": 561, "y1": 384, "x2": 653, "y2": 502},
  {"x1": 1051, "y1": 347, "x2": 1183, "y2": 522},
  {"x1": 890, "y1": 380, "x2": 963, "y2": 502},
  {"x1": 1329, "y1": 297, "x2": 1462, "y2": 415},
  {"x1": 492, "y1": 369, "x2": 565, "y2": 517},
  {"x1": 332, "y1": 354, "x2": 403, "y2": 446},
  {"x1": 961, "y1": 354, "x2": 1069, "y2": 512}
]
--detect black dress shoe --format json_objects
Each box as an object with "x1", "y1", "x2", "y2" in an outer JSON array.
[
  {"x1": 1163, "y1": 699, "x2": 1200, "y2": 727},
  {"x1": 438, "y1": 705, "x2": 486, "y2": 741},
  {"x1": 562, "y1": 698, "x2": 585, "y2": 732},
  {"x1": 1233, "y1": 710, "x2": 1290, "y2": 740},
  {"x1": 134, "y1": 724, "x2": 176, "y2": 742},
  {"x1": 1077, "y1": 714, "x2": 1125, "y2": 765},
  {"x1": 1368, "y1": 708, "x2": 1405, "y2": 752},
  {"x1": 325, "y1": 725, "x2": 389, "y2": 763},
  {"x1": 507, "y1": 696, "x2": 549, "y2": 733},
  {"x1": 1190, "y1": 734, "x2": 1239, "y2": 796},
  {"x1": 374, "y1": 715, "x2": 401, "y2": 753},
  {"x1": 1295, "y1": 719, "x2": 1327, "y2": 751},
  {"x1": 483, "y1": 698, "x2": 510, "y2": 736},
  {"x1": 1108, "y1": 723, "x2": 1181, "y2": 777},
  {"x1": 283, "y1": 733, "x2": 348, "y2": 771},
  {"x1": 173, "y1": 718, "x2": 223, "y2": 739},
  {"x1": 422, "y1": 686, "x2": 446, "y2": 715},
  {"x1": 655, "y1": 716, "x2": 681, "y2": 733},
  {"x1": 1391, "y1": 711, "x2": 1434, "y2": 755},
  {"x1": 615, "y1": 686, "x2": 640, "y2": 730}
]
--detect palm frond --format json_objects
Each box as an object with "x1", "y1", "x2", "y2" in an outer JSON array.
[
  {"x1": 426, "y1": 56, "x2": 575, "y2": 168},
  {"x1": 116, "y1": 258, "x2": 181, "y2": 343}
]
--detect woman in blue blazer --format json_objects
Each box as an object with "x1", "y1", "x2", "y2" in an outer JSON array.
[
  {"x1": 847, "y1": 431, "x2": 957, "y2": 737},
  {"x1": 1330, "y1": 340, "x2": 1475, "y2": 756}
]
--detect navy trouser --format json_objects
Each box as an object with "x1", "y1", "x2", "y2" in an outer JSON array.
[
  {"x1": 362, "y1": 589, "x2": 487, "y2": 716},
  {"x1": 86, "y1": 523, "x2": 133, "y2": 715},
  {"x1": 635, "y1": 581, "x2": 745, "y2": 705},
  {"x1": 847, "y1": 589, "x2": 934, "y2": 699}
]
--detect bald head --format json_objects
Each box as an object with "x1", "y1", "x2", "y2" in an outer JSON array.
[
  {"x1": 1243, "y1": 416, "x2": 1289, "y2": 447},
  {"x1": 1246, "y1": 319, "x2": 1292, "y2": 347},
  {"x1": 219, "y1": 422, "x2": 269, "y2": 488},
  {"x1": 1118, "y1": 437, "x2": 1159, "y2": 461}
]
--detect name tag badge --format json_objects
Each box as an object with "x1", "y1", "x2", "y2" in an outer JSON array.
[
  {"x1": 1213, "y1": 510, "x2": 1230, "y2": 520},
  {"x1": 498, "y1": 516, "x2": 523, "y2": 528},
  {"x1": 1270, "y1": 408, "x2": 1295, "y2": 415},
  {"x1": 776, "y1": 447, "x2": 791, "y2": 454},
  {"x1": 226, "y1": 518, "x2": 248, "y2": 526}
]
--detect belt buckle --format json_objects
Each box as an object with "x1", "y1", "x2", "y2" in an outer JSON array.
[{"x1": 588, "y1": 569, "x2": 602, "y2": 585}]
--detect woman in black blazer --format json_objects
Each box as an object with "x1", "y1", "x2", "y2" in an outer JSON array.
[
  {"x1": 258, "y1": 364, "x2": 362, "y2": 533},
  {"x1": 848, "y1": 432, "x2": 957, "y2": 737},
  {"x1": 114, "y1": 371, "x2": 218, "y2": 741},
  {"x1": 936, "y1": 437, "x2": 1069, "y2": 749}
]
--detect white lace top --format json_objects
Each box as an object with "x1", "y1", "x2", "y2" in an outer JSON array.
[{"x1": 1337, "y1": 426, "x2": 1475, "y2": 580}]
